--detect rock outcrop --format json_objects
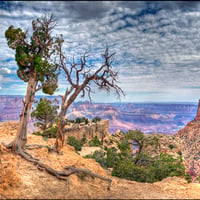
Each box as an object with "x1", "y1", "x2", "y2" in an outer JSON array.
[
  {"x1": 63, "y1": 119, "x2": 109, "y2": 142},
  {"x1": 177, "y1": 99, "x2": 200, "y2": 180},
  {"x1": 1, "y1": 121, "x2": 200, "y2": 199},
  {"x1": 194, "y1": 99, "x2": 200, "y2": 121}
]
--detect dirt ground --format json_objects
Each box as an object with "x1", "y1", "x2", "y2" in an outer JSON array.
[{"x1": 1, "y1": 121, "x2": 200, "y2": 199}]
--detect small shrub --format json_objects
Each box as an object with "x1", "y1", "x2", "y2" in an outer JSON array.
[
  {"x1": 112, "y1": 153, "x2": 185, "y2": 183},
  {"x1": 75, "y1": 117, "x2": 89, "y2": 124},
  {"x1": 92, "y1": 116, "x2": 101, "y2": 123},
  {"x1": 168, "y1": 144, "x2": 174, "y2": 149},
  {"x1": 117, "y1": 137, "x2": 132, "y2": 159},
  {"x1": 178, "y1": 151, "x2": 182, "y2": 156},
  {"x1": 32, "y1": 126, "x2": 57, "y2": 138},
  {"x1": 85, "y1": 118, "x2": 89, "y2": 124},
  {"x1": 81, "y1": 137, "x2": 87, "y2": 144},
  {"x1": 67, "y1": 136, "x2": 83, "y2": 151},
  {"x1": 185, "y1": 173, "x2": 192, "y2": 183},
  {"x1": 84, "y1": 150, "x2": 107, "y2": 168},
  {"x1": 106, "y1": 147, "x2": 119, "y2": 168},
  {"x1": 75, "y1": 117, "x2": 81, "y2": 123},
  {"x1": 112, "y1": 158, "x2": 156, "y2": 183},
  {"x1": 109, "y1": 139, "x2": 113, "y2": 145},
  {"x1": 153, "y1": 136, "x2": 159, "y2": 147},
  {"x1": 88, "y1": 136, "x2": 103, "y2": 147}
]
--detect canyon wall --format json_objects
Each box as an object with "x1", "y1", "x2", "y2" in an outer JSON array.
[{"x1": 63, "y1": 119, "x2": 109, "y2": 142}]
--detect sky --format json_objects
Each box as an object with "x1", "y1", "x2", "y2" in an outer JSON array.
[{"x1": 1, "y1": 1, "x2": 200, "y2": 103}]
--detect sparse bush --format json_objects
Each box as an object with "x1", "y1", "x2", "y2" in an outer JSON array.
[
  {"x1": 85, "y1": 118, "x2": 89, "y2": 124},
  {"x1": 106, "y1": 147, "x2": 119, "y2": 168},
  {"x1": 185, "y1": 173, "x2": 192, "y2": 183},
  {"x1": 84, "y1": 150, "x2": 107, "y2": 168},
  {"x1": 32, "y1": 126, "x2": 57, "y2": 138},
  {"x1": 117, "y1": 137, "x2": 132, "y2": 159},
  {"x1": 67, "y1": 136, "x2": 83, "y2": 151},
  {"x1": 92, "y1": 116, "x2": 101, "y2": 123},
  {"x1": 75, "y1": 117, "x2": 89, "y2": 124},
  {"x1": 81, "y1": 137, "x2": 87, "y2": 144},
  {"x1": 112, "y1": 153, "x2": 185, "y2": 183},
  {"x1": 112, "y1": 158, "x2": 157, "y2": 183},
  {"x1": 168, "y1": 144, "x2": 174, "y2": 149},
  {"x1": 178, "y1": 151, "x2": 182, "y2": 156},
  {"x1": 31, "y1": 98, "x2": 58, "y2": 131},
  {"x1": 88, "y1": 136, "x2": 103, "y2": 147}
]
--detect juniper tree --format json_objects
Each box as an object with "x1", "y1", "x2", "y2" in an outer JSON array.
[
  {"x1": 3, "y1": 14, "x2": 63, "y2": 153},
  {"x1": 31, "y1": 98, "x2": 59, "y2": 131},
  {"x1": 2, "y1": 15, "x2": 112, "y2": 190},
  {"x1": 54, "y1": 47, "x2": 125, "y2": 151}
]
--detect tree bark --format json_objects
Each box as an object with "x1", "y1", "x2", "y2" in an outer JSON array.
[
  {"x1": 6, "y1": 73, "x2": 38, "y2": 153},
  {"x1": 55, "y1": 88, "x2": 81, "y2": 151}
]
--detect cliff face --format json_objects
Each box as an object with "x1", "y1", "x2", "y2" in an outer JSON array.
[
  {"x1": 177, "y1": 99, "x2": 200, "y2": 180},
  {"x1": 63, "y1": 119, "x2": 109, "y2": 142}
]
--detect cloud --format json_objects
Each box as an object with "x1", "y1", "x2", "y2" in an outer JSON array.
[
  {"x1": 1, "y1": 1, "x2": 200, "y2": 102},
  {"x1": 1, "y1": 67, "x2": 11, "y2": 74}
]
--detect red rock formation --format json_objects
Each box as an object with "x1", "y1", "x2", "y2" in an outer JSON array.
[
  {"x1": 176, "y1": 99, "x2": 200, "y2": 181},
  {"x1": 194, "y1": 99, "x2": 200, "y2": 121}
]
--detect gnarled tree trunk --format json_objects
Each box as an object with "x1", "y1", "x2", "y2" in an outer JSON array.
[
  {"x1": 6, "y1": 73, "x2": 38, "y2": 153},
  {"x1": 55, "y1": 88, "x2": 81, "y2": 151}
]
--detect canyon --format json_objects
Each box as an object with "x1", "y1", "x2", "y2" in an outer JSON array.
[{"x1": 0, "y1": 95, "x2": 197, "y2": 134}]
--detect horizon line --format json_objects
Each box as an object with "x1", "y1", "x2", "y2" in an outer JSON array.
[{"x1": 0, "y1": 94, "x2": 198, "y2": 104}]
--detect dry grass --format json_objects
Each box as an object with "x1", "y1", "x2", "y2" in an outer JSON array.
[{"x1": 0, "y1": 144, "x2": 21, "y2": 190}]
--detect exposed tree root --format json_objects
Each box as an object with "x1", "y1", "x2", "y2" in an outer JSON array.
[
  {"x1": 2, "y1": 142, "x2": 112, "y2": 190},
  {"x1": 25, "y1": 144, "x2": 52, "y2": 151},
  {"x1": 25, "y1": 144, "x2": 64, "y2": 155},
  {"x1": 2, "y1": 141, "x2": 13, "y2": 148}
]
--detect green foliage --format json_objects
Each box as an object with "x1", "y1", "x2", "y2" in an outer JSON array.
[
  {"x1": 112, "y1": 153, "x2": 185, "y2": 183},
  {"x1": 151, "y1": 153, "x2": 185, "y2": 181},
  {"x1": 84, "y1": 150, "x2": 107, "y2": 168},
  {"x1": 104, "y1": 145, "x2": 108, "y2": 151},
  {"x1": 124, "y1": 130, "x2": 144, "y2": 141},
  {"x1": 75, "y1": 117, "x2": 89, "y2": 124},
  {"x1": 31, "y1": 98, "x2": 58, "y2": 131},
  {"x1": 92, "y1": 116, "x2": 101, "y2": 123},
  {"x1": 178, "y1": 151, "x2": 182, "y2": 156},
  {"x1": 112, "y1": 158, "x2": 157, "y2": 183},
  {"x1": 67, "y1": 136, "x2": 83, "y2": 151},
  {"x1": 84, "y1": 129, "x2": 186, "y2": 184},
  {"x1": 152, "y1": 136, "x2": 159, "y2": 147},
  {"x1": 32, "y1": 126, "x2": 57, "y2": 138},
  {"x1": 106, "y1": 147, "x2": 119, "y2": 168},
  {"x1": 168, "y1": 144, "x2": 174, "y2": 149},
  {"x1": 85, "y1": 118, "x2": 89, "y2": 124},
  {"x1": 81, "y1": 137, "x2": 87, "y2": 144},
  {"x1": 4, "y1": 15, "x2": 62, "y2": 95},
  {"x1": 185, "y1": 173, "x2": 192, "y2": 183},
  {"x1": 5, "y1": 26, "x2": 26, "y2": 49},
  {"x1": 88, "y1": 136, "x2": 103, "y2": 147},
  {"x1": 117, "y1": 137, "x2": 132, "y2": 159}
]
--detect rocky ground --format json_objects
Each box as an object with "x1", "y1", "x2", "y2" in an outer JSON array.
[{"x1": 1, "y1": 121, "x2": 200, "y2": 199}]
